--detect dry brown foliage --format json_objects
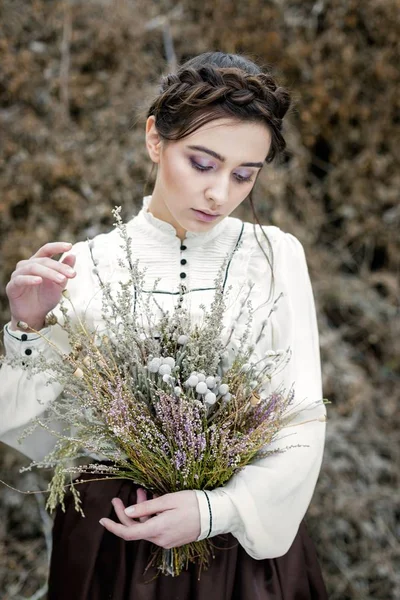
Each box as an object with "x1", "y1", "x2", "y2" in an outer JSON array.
[{"x1": 0, "y1": 1, "x2": 399, "y2": 598}]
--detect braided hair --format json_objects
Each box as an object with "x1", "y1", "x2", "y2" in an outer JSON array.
[
  {"x1": 146, "y1": 52, "x2": 293, "y2": 300},
  {"x1": 147, "y1": 52, "x2": 291, "y2": 163}
]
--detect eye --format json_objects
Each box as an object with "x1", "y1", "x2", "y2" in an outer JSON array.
[
  {"x1": 189, "y1": 157, "x2": 254, "y2": 184},
  {"x1": 234, "y1": 173, "x2": 253, "y2": 184},
  {"x1": 189, "y1": 158, "x2": 214, "y2": 172}
]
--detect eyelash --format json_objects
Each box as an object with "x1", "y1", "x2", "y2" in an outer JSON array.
[{"x1": 190, "y1": 159, "x2": 254, "y2": 185}]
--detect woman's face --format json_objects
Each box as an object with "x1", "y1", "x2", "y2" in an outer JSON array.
[{"x1": 145, "y1": 115, "x2": 272, "y2": 240}]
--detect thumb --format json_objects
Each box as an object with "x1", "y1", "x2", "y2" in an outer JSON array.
[{"x1": 61, "y1": 253, "x2": 76, "y2": 269}]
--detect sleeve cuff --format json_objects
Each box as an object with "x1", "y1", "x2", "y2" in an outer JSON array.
[
  {"x1": 3, "y1": 322, "x2": 52, "y2": 357},
  {"x1": 194, "y1": 488, "x2": 241, "y2": 541}
]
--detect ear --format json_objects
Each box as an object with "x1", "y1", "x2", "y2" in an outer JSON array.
[{"x1": 145, "y1": 115, "x2": 162, "y2": 163}]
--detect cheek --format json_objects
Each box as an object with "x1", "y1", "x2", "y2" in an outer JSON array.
[
  {"x1": 162, "y1": 155, "x2": 191, "y2": 189},
  {"x1": 231, "y1": 185, "x2": 253, "y2": 209}
]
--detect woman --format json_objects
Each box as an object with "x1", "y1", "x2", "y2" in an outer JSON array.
[{"x1": 1, "y1": 52, "x2": 328, "y2": 599}]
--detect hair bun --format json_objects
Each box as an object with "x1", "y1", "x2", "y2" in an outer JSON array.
[{"x1": 274, "y1": 87, "x2": 291, "y2": 120}]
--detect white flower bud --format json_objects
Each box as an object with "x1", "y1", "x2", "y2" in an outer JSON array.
[
  {"x1": 162, "y1": 356, "x2": 175, "y2": 368},
  {"x1": 265, "y1": 360, "x2": 274, "y2": 367},
  {"x1": 218, "y1": 383, "x2": 229, "y2": 395},
  {"x1": 73, "y1": 367, "x2": 84, "y2": 378},
  {"x1": 177, "y1": 335, "x2": 189, "y2": 345},
  {"x1": 174, "y1": 386, "x2": 182, "y2": 396},
  {"x1": 158, "y1": 364, "x2": 172, "y2": 376},
  {"x1": 196, "y1": 382, "x2": 208, "y2": 394},
  {"x1": 222, "y1": 392, "x2": 232, "y2": 402},
  {"x1": 204, "y1": 392, "x2": 217, "y2": 405},
  {"x1": 162, "y1": 373, "x2": 172, "y2": 383},
  {"x1": 190, "y1": 371, "x2": 198, "y2": 377},
  {"x1": 148, "y1": 358, "x2": 161, "y2": 373},
  {"x1": 206, "y1": 376, "x2": 216, "y2": 388},
  {"x1": 197, "y1": 373, "x2": 206, "y2": 382},
  {"x1": 240, "y1": 363, "x2": 251, "y2": 373},
  {"x1": 187, "y1": 375, "x2": 199, "y2": 387}
]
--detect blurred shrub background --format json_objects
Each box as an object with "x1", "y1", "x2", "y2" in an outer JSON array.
[{"x1": 0, "y1": 1, "x2": 399, "y2": 598}]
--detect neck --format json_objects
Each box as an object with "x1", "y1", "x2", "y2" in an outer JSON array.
[{"x1": 147, "y1": 191, "x2": 187, "y2": 241}]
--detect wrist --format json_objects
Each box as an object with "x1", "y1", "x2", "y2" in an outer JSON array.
[{"x1": 10, "y1": 317, "x2": 46, "y2": 332}]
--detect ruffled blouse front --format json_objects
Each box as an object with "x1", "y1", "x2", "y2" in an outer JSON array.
[{"x1": 0, "y1": 195, "x2": 326, "y2": 560}]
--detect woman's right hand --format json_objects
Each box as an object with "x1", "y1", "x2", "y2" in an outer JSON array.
[{"x1": 6, "y1": 242, "x2": 77, "y2": 331}]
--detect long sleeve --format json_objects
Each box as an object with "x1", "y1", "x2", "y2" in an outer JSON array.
[
  {"x1": 195, "y1": 232, "x2": 327, "y2": 559},
  {"x1": 0, "y1": 240, "x2": 96, "y2": 460}
]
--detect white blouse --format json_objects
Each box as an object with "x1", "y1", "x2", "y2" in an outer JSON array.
[{"x1": 0, "y1": 195, "x2": 326, "y2": 559}]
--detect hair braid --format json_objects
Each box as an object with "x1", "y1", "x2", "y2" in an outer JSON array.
[{"x1": 148, "y1": 63, "x2": 291, "y2": 163}]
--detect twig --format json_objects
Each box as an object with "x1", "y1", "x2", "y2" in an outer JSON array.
[
  {"x1": 33, "y1": 483, "x2": 53, "y2": 564},
  {"x1": 59, "y1": 0, "x2": 72, "y2": 124},
  {"x1": 144, "y1": 7, "x2": 183, "y2": 73}
]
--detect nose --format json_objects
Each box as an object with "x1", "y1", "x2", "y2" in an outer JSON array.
[{"x1": 205, "y1": 174, "x2": 230, "y2": 209}]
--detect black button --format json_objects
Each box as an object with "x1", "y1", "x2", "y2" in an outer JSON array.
[
  {"x1": 180, "y1": 244, "x2": 187, "y2": 251},
  {"x1": 21, "y1": 334, "x2": 28, "y2": 341},
  {"x1": 180, "y1": 258, "x2": 187, "y2": 265},
  {"x1": 180, "y1": 272, "x2": 187, "y2": 279},
  {"x1": 25, "y1": 348, "x2": 32, "y2": 356}
]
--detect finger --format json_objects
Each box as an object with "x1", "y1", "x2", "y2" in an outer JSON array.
[
  {"x1": 32, "y1": 242, "x2": 73, "y2": 259},
  {"x1": 124, "y1": 495, "x2": 172, "y2": 519},
  {"x1": 5, "y1": 275, "x2": 46, "y2": 301},
  {"x1": 99, "y1": 516, "x2": 156, "y2": 542},
  {"x1": 150, "y1": 492, "x2": 163, "y2": 517},
  {"x1": 111, "y1": 498, "x2": 138, "y2": 527},
  {"x1": 13, "y1": 263, "x2": 69, "y2": 286},
  {"x1": 136, "y1": 488, "x2": 150, "y2": 523},
  {"x1": 15, "y1": 257, "x2": 76, "y2": 279},
  {"x1": 7, "y1": 275, "x2": 43, "y2": 290},
  {"x1": 120, "y1": 488, "x2": 149, "y2": 524},
  {"x1": 61, "y1": 253, "x2": 76, "y2": 270}
]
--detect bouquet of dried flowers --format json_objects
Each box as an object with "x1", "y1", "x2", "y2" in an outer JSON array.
[{"x1": 2, "y1": 208, "x2": 326, "y2": 577}]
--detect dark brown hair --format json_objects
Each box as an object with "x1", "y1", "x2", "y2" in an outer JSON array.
[{"x1": 145, "y1": 51, "x2": 292, "y2": 301}]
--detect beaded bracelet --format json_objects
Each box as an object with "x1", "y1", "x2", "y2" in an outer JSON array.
[{"x1": 203, "y1": 490, "x2": 213, "y2": 538}]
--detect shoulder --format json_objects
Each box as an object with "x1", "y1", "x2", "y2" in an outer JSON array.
[{"x1": 241, "y1": 221, "x2": 307, "y2": 261}]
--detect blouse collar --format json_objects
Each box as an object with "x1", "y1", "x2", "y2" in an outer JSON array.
[{"x1": 134, "y1": 195, "x2": 230, "y2": 247}]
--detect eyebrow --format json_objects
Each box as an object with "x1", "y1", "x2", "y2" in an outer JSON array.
[{"x1": 187, "y1": 145, "x2": 265, "y2": 168}]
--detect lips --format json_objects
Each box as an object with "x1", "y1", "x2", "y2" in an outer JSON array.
[
  {"x1": 196, "y1": 210, "x2": 221, "y2": 216},
  {"x1": 191, "y1": 209, "x2": 221, "y2": 223}
]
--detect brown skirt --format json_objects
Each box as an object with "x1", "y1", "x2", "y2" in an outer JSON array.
[{"x1": 47, "y1": 474, "x2": 328, "y2": 600}]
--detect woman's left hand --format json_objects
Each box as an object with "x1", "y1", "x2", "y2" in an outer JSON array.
[{"x1": 99, "y1": 489, "x2": 201, "y2": 549}]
